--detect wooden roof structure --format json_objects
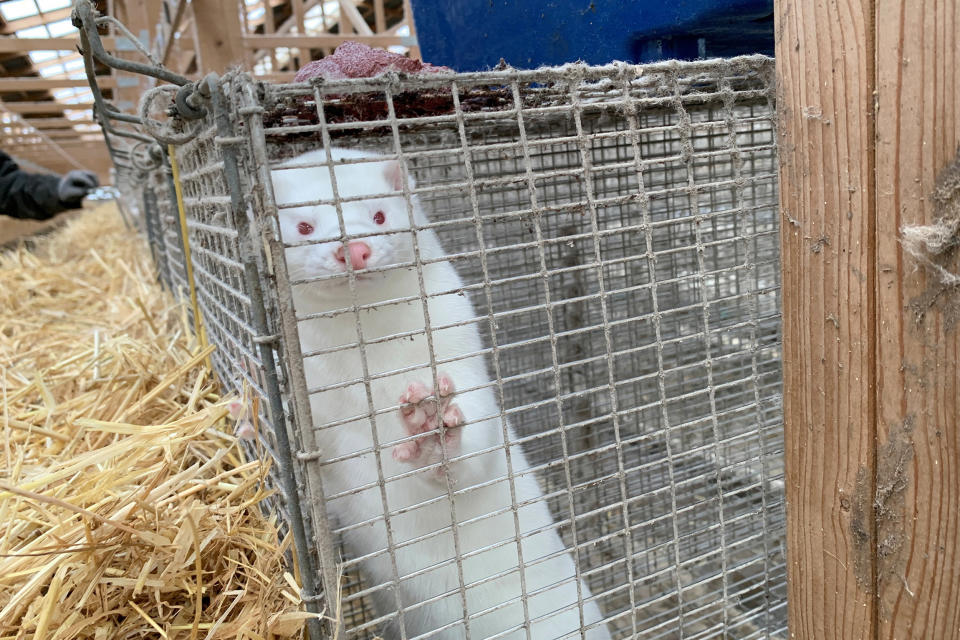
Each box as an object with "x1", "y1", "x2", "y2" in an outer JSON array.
[{"x1": 0, "y1": 0, "x2": 416, "y2": 181}]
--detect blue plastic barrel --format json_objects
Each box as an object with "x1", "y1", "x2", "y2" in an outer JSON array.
[{"x1": 409, "y1": 1, "x2": 774, "y2": 71}]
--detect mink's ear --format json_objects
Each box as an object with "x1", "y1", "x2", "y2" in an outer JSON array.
[{"x1": 383, "y1": 159, "x2": 416, "y2": 193}]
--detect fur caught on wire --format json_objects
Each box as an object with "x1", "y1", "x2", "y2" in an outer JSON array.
[{"x1": 901, "y1": 149, "x2": 960, "y2": 286}]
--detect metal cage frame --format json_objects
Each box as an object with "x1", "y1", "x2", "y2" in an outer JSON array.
[{"x1": 78, "y1": 4, "x2": 786, "y2": 637}]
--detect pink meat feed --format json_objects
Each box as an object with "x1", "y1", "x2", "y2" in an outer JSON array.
[{"x1": 294, "y1": 41, "x2": 451, "y2": 82}]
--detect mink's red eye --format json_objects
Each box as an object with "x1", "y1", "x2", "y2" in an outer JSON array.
[
  {"x1": 297, "y1": 222, "x2": 314, "y2": 235},
  {"x1": 373, "y1": 211, "x2": 386, "y2": 225}
]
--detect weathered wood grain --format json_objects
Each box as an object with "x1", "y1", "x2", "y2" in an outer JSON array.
[{"x1": 777, "y1": 0, "x2": 960, "y2": 637}]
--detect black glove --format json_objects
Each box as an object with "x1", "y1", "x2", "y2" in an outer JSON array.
[{"x1": 57, "y1": 170, "x2": 99, "y2": 206}]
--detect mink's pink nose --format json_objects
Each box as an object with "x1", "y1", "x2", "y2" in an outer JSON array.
[{"x1": 334, "y1": 241, "x2": 372, "y2": 270}]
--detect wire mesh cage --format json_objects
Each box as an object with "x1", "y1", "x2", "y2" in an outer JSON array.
[{"x1": 98, "y1": 48, "x2": 786, "y2": 640}]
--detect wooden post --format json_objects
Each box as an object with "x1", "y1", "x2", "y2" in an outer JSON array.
[
  {"x1": 777, "y1": 1, "x2": 960, "y2": 638},
  {"x1": 374, "y1": 0, "x2": 386, "y2": 33},
  {"x1": 264, "y1": 0, "x2": 278, "y2": 72},
  {"x1": 111, "y1": 0, "x2": 156, "y2": 113},
  {"x1": 873, "y1": 1, "x2": 960, "y2": 636},
  {"x1": 402, "y1": 0, "x2": 420, "y2": 60},
  {"x1": 292, "y1": 0, "x2": 305, "y2": 34},
  {"x1": 340, "y1": 0, "x2": 373, "y2": 36},
  {"x1": 193, "y1": 0, "x2": 247, "y2": 73}
]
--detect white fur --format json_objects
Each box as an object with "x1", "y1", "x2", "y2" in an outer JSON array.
[{"x1": 271, "y1": 148, "x2": 611, "y2": 640}]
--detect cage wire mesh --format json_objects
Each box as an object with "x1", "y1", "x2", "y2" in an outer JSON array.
[
  {"x1": 152, "y1": 120, "x2": 305, "y2": 541},
  {"x1": 127, "y1": 56, "x2": 785, "y2": 640},
  {"x1": 100, "y1": 122, "x2": 304, "y2": 546},
  {"x1": 99, "y1": 128, "x2": 172, "y2": 289}
]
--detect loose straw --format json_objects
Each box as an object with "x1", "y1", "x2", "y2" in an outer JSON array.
[{"x1": 0, "y1": 204, "x2": 316, "y2": 639}]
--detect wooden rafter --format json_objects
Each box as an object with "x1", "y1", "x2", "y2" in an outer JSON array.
[
  {"x1": 26, "y1": 118, "x2": 97, "y2": 128},
  {"x1": 0, "y1": 0, "x2": 419, "y2": 179},
  {"x1": 243, "y1": 33, "x2": 409, "y2": 48},
  {"x1": 0, "y1": 37, "x2": 118, "y2": 52},
  {"x1": 1, "y1": 7, "x2": 74, "y2": 35},
  {"x1": 3, "y1": 102, "x2": 96, "y2": 112},
  {"x1": 0, "y1": 77, "x2": 118, "y2": 91}
]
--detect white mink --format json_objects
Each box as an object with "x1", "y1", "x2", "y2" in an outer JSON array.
[{"x1": 271, "y1": 148, "x2": 611, "y2": 640}]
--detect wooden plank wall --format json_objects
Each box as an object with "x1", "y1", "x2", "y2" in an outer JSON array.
[{"x1": 776, "y1": 0, "x2": 960, "y2": 638}]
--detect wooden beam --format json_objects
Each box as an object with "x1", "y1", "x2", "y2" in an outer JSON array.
[
  {"x1": 0, "y1": 111, "x2": 95, "y2": 170},
  {"x1": 25, "y1": 118, "x2": 96, "y2": 128},
  {"x1": 0, "y1": 77, "x2": 117, "y2": 91},
  {"x1": 0, "y1": 37, "x2": 117, "y2": 52},
  {"x1": 8, "y1": 149, "x2": 111, "y2": 178},
  {"x1": 777, "y1": 1, "x2": 878, "y2": 637},
  {"x1": 874, "y1": 0, "x2": 960, "y2": 636},
  {"x1": 374, "y1": 0, "x2": 386, "y2": 33},
  {"x1": 193, "y1": 0, "x2": 246, "y2": 72},
  {"x1": 33, "y1": 52, "x2": 82, "y2": 71},
  {"x1": 43, "y1": 132, "x2": 103, "y2": 141},
  {"x1": 292, "y1": 0, "x2": 305, "y2": 34},
  {"x1": 2, "y1": 102, "x2": 95, "y2": 113},
  {"x1": 1, "y1": 8, "x2": 74, "y2": 35},
  {"x1": 254, "y1": 72, "x2": 297, "y2": 82},
  {"x1": 337, "y1": 0, "x2": 352, "y2": 35},
  {"x1": 243, "y1": 34, "x2": 410, "y2": 49},
  {"x1": 0, "y1": 127, "x2": 48, "y2": 136},
  {"x1": 183, "y1": 4, "x2": 201, "y2": 75},
  {"x1": 251, "y1": 0, "x2": 324, "y2": 75},
  {"x1": 5, "y1": 152, "x2": 61, "y2": 174},
  {"x1": 245, "y1": 0, "x2": 294, "y2": 28},
  {"x1": 384, "y1": 19, "x2": 410, "y2": 36},
  {"x1": 339, "y1": 0, "x2": 373, "y2": 36},
  {"x1": 160, "y1": 0, "x2": 188, "y2": 66},
  {"x1": 777, "y1": 0, "x2": 960, "y2": 638},
  {"x1": 15, "y1": 147, "x2": 106, "y2": 156},
  {"x1": 10, "y1": 148, "x2": 106, "y2": 161},
  {"x1": 171, "y1": 47, "x2": 195, "y2": 76},
  {"x1": 401, "y1": 0, "x2": 419, "y2": 59},
  {"x1": 2, "y1": 138, "x2": 101, "y2": 147},
  {"x1": 18, "y1": 153, "x2": 100, "y2": 164},
  {"x1": 249, "y1": 0, "x2": 320, "y2": 32},
  {"x1": 111, "y1": 0, "x2": 151, "y2": 117},
  {"x1": 264, "y1": 0, "x2": 278, "y2": 71},
  {"x1": 0, "y1": 76, "x2": 117, "y2": 93},
  {"x1": 145, "y1": 0, "x2": 167, "y2": 36},
  {"x1": 0, "y1": 130, "x2": 102, "y2": 140}
]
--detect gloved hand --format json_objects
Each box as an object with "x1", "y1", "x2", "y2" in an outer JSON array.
[{"x1": 57, "y1": 170, "x2": 99, "y2": 206}]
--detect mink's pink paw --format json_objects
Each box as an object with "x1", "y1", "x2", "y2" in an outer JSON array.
[{"x1": 393, "y1": 374, "x2": 463, "y2": 475}]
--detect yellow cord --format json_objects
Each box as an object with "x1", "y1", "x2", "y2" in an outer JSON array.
[{"x1": 168, "y1": 145, "x2": 211, "y2": 365}]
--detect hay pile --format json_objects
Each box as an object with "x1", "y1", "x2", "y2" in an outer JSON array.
[{"x1": 0, "y1": 205, "x2": 312, "y2": 638}]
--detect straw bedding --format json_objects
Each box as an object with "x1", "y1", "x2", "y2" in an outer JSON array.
[{"x1": 0, "y1": 204, "x2": 312, "y2": 638}]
